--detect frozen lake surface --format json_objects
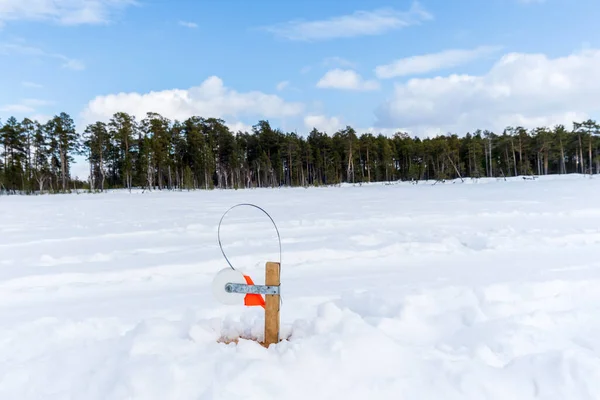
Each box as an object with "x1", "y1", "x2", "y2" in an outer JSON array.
[{"x1": 1, "y1": 175, "x2": 600, "y2": 399}]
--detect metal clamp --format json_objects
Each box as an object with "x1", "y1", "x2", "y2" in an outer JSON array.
[{"x1": 225, "y1": 282, "x2": 280, "y2": 295}]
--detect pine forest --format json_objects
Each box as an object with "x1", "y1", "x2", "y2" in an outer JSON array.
[{"x1": 0, "y1": 111, "x2": 599, "y2": 194}]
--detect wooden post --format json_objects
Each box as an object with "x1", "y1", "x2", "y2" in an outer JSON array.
[{"x1": 264, "y1": 261, "x2": 281, "y2": 347}]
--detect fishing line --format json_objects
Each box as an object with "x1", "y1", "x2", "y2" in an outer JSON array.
[{"x1": 217, "y1": 203, "x2": 283, "y2": 304}]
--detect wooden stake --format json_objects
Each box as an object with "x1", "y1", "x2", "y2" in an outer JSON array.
[{"x1": 264, "y1": 261, "x2": 281, "y2": 347}]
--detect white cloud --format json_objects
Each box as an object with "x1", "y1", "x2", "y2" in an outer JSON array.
[
  {"x1": 374, "y1": 48, "x2": 600, "y2": 135},
  {"x1": 31, "y1": 113, "x2": 53, "y2": 123},
  {"x1": 0, "y1": 42, "x2": 85, "y2": 70},
  {"x1": 375, "y1": 45, "x2": 502, "y2": 79},
  {"x1": 360, "y1": 126, "x2": 407, "y2": 137},
  {"x1": 0, "y1": 43, "x2": 45, "y2": 56},
  {"x1": 22, "y1": 81, "x2": 43, "y2": 88},
  {"x1": 303, "y1": 113, "x2": 408, "y2": 137},
  {"x1": 80, "y1": 75, "x2": 305, "y2": 125},
  {"x1": 262, "y1": 2, "x2": 432, "y2": 41},
  {"x1": 322, "y1": 56, "x2": 356, "y2": 68},
  {"x1": 22, "y1": 98, "x2": 54, "y2": 107},
  {"x1": 304, "y1": 115, "x2": 344, "y2": 134},
  {"x1": 276, "y1": 81, "x2": 289, "y2": 91},
  {"x1": 0, "y1": 98, "x2": 53, "y2": 116},
  {"x1": 302, "y1": 113, "x2": 410, "y2": 138},
  {"x1": 0, "y1": 104, "x2": 35, "y2": 113},
  {"x1": 317, "y1": 69, "x2": 379, "y2": 91},
  {"x1": 0, "y1": 0, "x2": 136, "y2": 25},
  {"x1": 62, "y1": 59, "x2": 86, "y2": 70},
  {"x1": 227, "y1": 121, "x2": 254, "y2": 133},
  {"x1": 178, "y1": 20, "x2": 198, "y2": 28}
]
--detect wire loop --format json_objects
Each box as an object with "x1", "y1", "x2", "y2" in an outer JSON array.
[{"x1": 217, "y1": 203, "x2": 282, "y2": 273}]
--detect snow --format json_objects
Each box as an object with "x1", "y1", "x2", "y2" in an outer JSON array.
[{"x1": 1, "y1": 175, "x2": 600, "y2": 399}]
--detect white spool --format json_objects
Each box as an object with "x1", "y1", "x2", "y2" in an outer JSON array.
[{"x1": 212, "y1": 268, "x2": 247, "y2": 305}]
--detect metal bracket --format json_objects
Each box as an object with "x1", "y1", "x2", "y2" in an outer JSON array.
[{"x1": 225, "y1": 282, "x2": 280, "y2": 295}]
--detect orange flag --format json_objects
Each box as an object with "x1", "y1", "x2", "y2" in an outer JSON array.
[{"x1": 242, "y1": 275, "x2": 266, "y2": 308}]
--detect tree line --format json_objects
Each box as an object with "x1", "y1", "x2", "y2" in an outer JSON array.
[{"x1": 0, "y1": 111, "x2": 599, "y2": 194}]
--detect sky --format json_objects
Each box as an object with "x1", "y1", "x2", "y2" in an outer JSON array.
[{"x1": 0, "y1": 0, "x2": 599, "y2": 171}]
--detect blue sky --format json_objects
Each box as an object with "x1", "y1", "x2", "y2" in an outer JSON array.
[{"x1": 0, "y1": 0, "x2": 599, "y2": 153}]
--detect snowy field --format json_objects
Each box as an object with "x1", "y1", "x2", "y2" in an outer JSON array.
[{"x1": 1, "y1": 175, "x2": 600, "y2": 399}]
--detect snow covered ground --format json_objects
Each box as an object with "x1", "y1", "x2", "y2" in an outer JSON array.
[{"x1": 1, "y1": 175, "x2": 600, "y2": 399}]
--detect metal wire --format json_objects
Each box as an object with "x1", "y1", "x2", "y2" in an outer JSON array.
[
  {"x1": 217, "y1": 203, "x2": 282, "y2": 271},
  {"x1": 217, "y1": 204, "x2": 284, "y2": 306}
]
